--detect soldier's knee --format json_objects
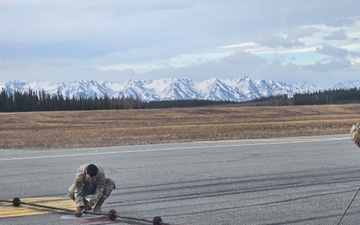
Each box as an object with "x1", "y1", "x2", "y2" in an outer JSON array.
[
  {"x1": 105, "y1": 178, "x2": 116, "y2": 190},
  {"x1": 67, "y1": 190, "x2": 75, "y2": 200},
  {"x1": 67, "y1": 184, "x2": 76, "y2": 200},
  {"x1": 102, "y1": 178, "x2": 115, "y2": 198}
]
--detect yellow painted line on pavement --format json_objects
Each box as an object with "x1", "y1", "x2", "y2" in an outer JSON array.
[{"x1": 0, "y1": 196, "x2": 75, "y2": 218}]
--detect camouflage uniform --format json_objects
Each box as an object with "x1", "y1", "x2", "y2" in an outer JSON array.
[{"x1": 67, "y1": 164, "x2": 116, "y2": 208}]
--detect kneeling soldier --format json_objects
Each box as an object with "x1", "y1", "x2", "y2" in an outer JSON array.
[{"x1": 67, "y1": 164, "x2": 116, "y2": 217}]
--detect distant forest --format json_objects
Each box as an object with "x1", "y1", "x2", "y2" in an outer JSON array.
[{"x1": 0, "y1": 87, "x2": 359, "y2": 112}]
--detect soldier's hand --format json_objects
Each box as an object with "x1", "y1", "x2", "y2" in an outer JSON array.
[{"x1": 75, "y1": 207, "x2": 84, "y2": 217}]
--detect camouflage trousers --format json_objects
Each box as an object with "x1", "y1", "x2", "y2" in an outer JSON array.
[{"x1": 67, "y1": 178, "x2": 116, "y2": 203}]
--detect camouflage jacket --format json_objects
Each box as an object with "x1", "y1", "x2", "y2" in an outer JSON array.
[{"x1": 74, "y1": 164, "x2": 106, "y2": 207}]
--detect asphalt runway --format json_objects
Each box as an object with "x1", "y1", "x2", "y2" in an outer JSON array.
[{"x1": 1, "y1": 134, "x2": 360, "y2": 225}]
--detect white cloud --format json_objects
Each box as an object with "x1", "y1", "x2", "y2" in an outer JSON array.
[
  {"x1": 256, "y1": 35, "x2": 305, "y2": 48},
  {"x1": 324, "y1": 30, "x2": 348, "y2": 40},
  {"x1": 303, "y1": 59, "x2": 352, "y2": 72},
  {"x1": 286, "y1": 27, "x2": 321, "y2": 39},
  {"x1": 316, "y1": 45, "x2": 350, "y2": 59}
]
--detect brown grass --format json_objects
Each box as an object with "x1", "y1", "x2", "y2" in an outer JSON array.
[{"x1": 0, "y1": 104, "x2": 359, "y2": 149}]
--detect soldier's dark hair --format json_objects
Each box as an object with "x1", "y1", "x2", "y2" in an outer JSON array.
[{"x1": 86, "y1": 164, "x2": 98, "y2": 177}]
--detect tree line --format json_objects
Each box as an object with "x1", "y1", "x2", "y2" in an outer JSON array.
[
  {"x1": 293, "y1": 88, "x2": 360, "y2": 105},
  {"x1": 239, "y1": 88, "x2": 360, "y2": 106},
  {"x1": 1, "y1": 87, "x2": 359, "y2": 112},
  {"x1": 0, "y1": 89, "x2": 144, "y2": 112},
  {"x1": 0, "y1": 89, "x2": 238, "y2": 112}
]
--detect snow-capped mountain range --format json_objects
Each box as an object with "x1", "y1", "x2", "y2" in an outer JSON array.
[{"x1": 1, "y1": 77, "x2": 359, "y2": 102}]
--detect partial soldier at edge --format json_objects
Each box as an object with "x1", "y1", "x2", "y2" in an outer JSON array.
[{"x1": 351, "y1": 122, "x2": 360, "y2": 148}]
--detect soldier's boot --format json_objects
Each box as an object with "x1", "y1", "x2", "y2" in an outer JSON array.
[
  {"x1": 93, "y1": 198, "x2": 105, "y2": 212},
  {"x1": 75, "y1": 207, "x2": 83, "y2": 217},
  {"x1": 83, "y1": 198, "x2": 93, "y2": 211}
]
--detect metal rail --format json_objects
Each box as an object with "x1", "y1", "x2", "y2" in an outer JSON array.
[{"x1": 0, "y1": 198, "x2": 169, "y2": 225}]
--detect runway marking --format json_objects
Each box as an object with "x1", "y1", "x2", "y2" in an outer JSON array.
[
  {"x1": 0, "y1": 196, "x2": 74, "y2": 219},
  {"x1": 0, "y1": 135, "x2": 349, "y2": 162}
]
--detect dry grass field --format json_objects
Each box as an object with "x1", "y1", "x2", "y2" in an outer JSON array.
[{"x1": 0, "y1": 104, "x2": 359, "y2": 149}]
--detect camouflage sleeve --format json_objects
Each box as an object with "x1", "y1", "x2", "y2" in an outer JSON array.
[
  {"x1": 351, "y1": 122, "x2": 360, "y2": 148},
  {"x1": 93, "y1": 171, "x2": 106, "y2": 201},
  {"x1": 74, "y1": 167, "x2": 86, "y2": 207}
]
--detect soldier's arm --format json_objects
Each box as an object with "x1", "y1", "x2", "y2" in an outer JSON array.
[
  {"x1": 74, "y1": 169, "x2": 85, "y2": 207},
  {"x1": 93, "y1": 172, "x2": 106, "y2": 201}
]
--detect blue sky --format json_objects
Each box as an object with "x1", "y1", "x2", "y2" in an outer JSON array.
[{"x1": 0, "y1": 0, "x2": 359, "y2": 85}]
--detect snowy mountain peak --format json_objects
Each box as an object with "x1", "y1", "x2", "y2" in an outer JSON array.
[{"x1": 1, "y1": 77, "x2": 359, "y2": 102}]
